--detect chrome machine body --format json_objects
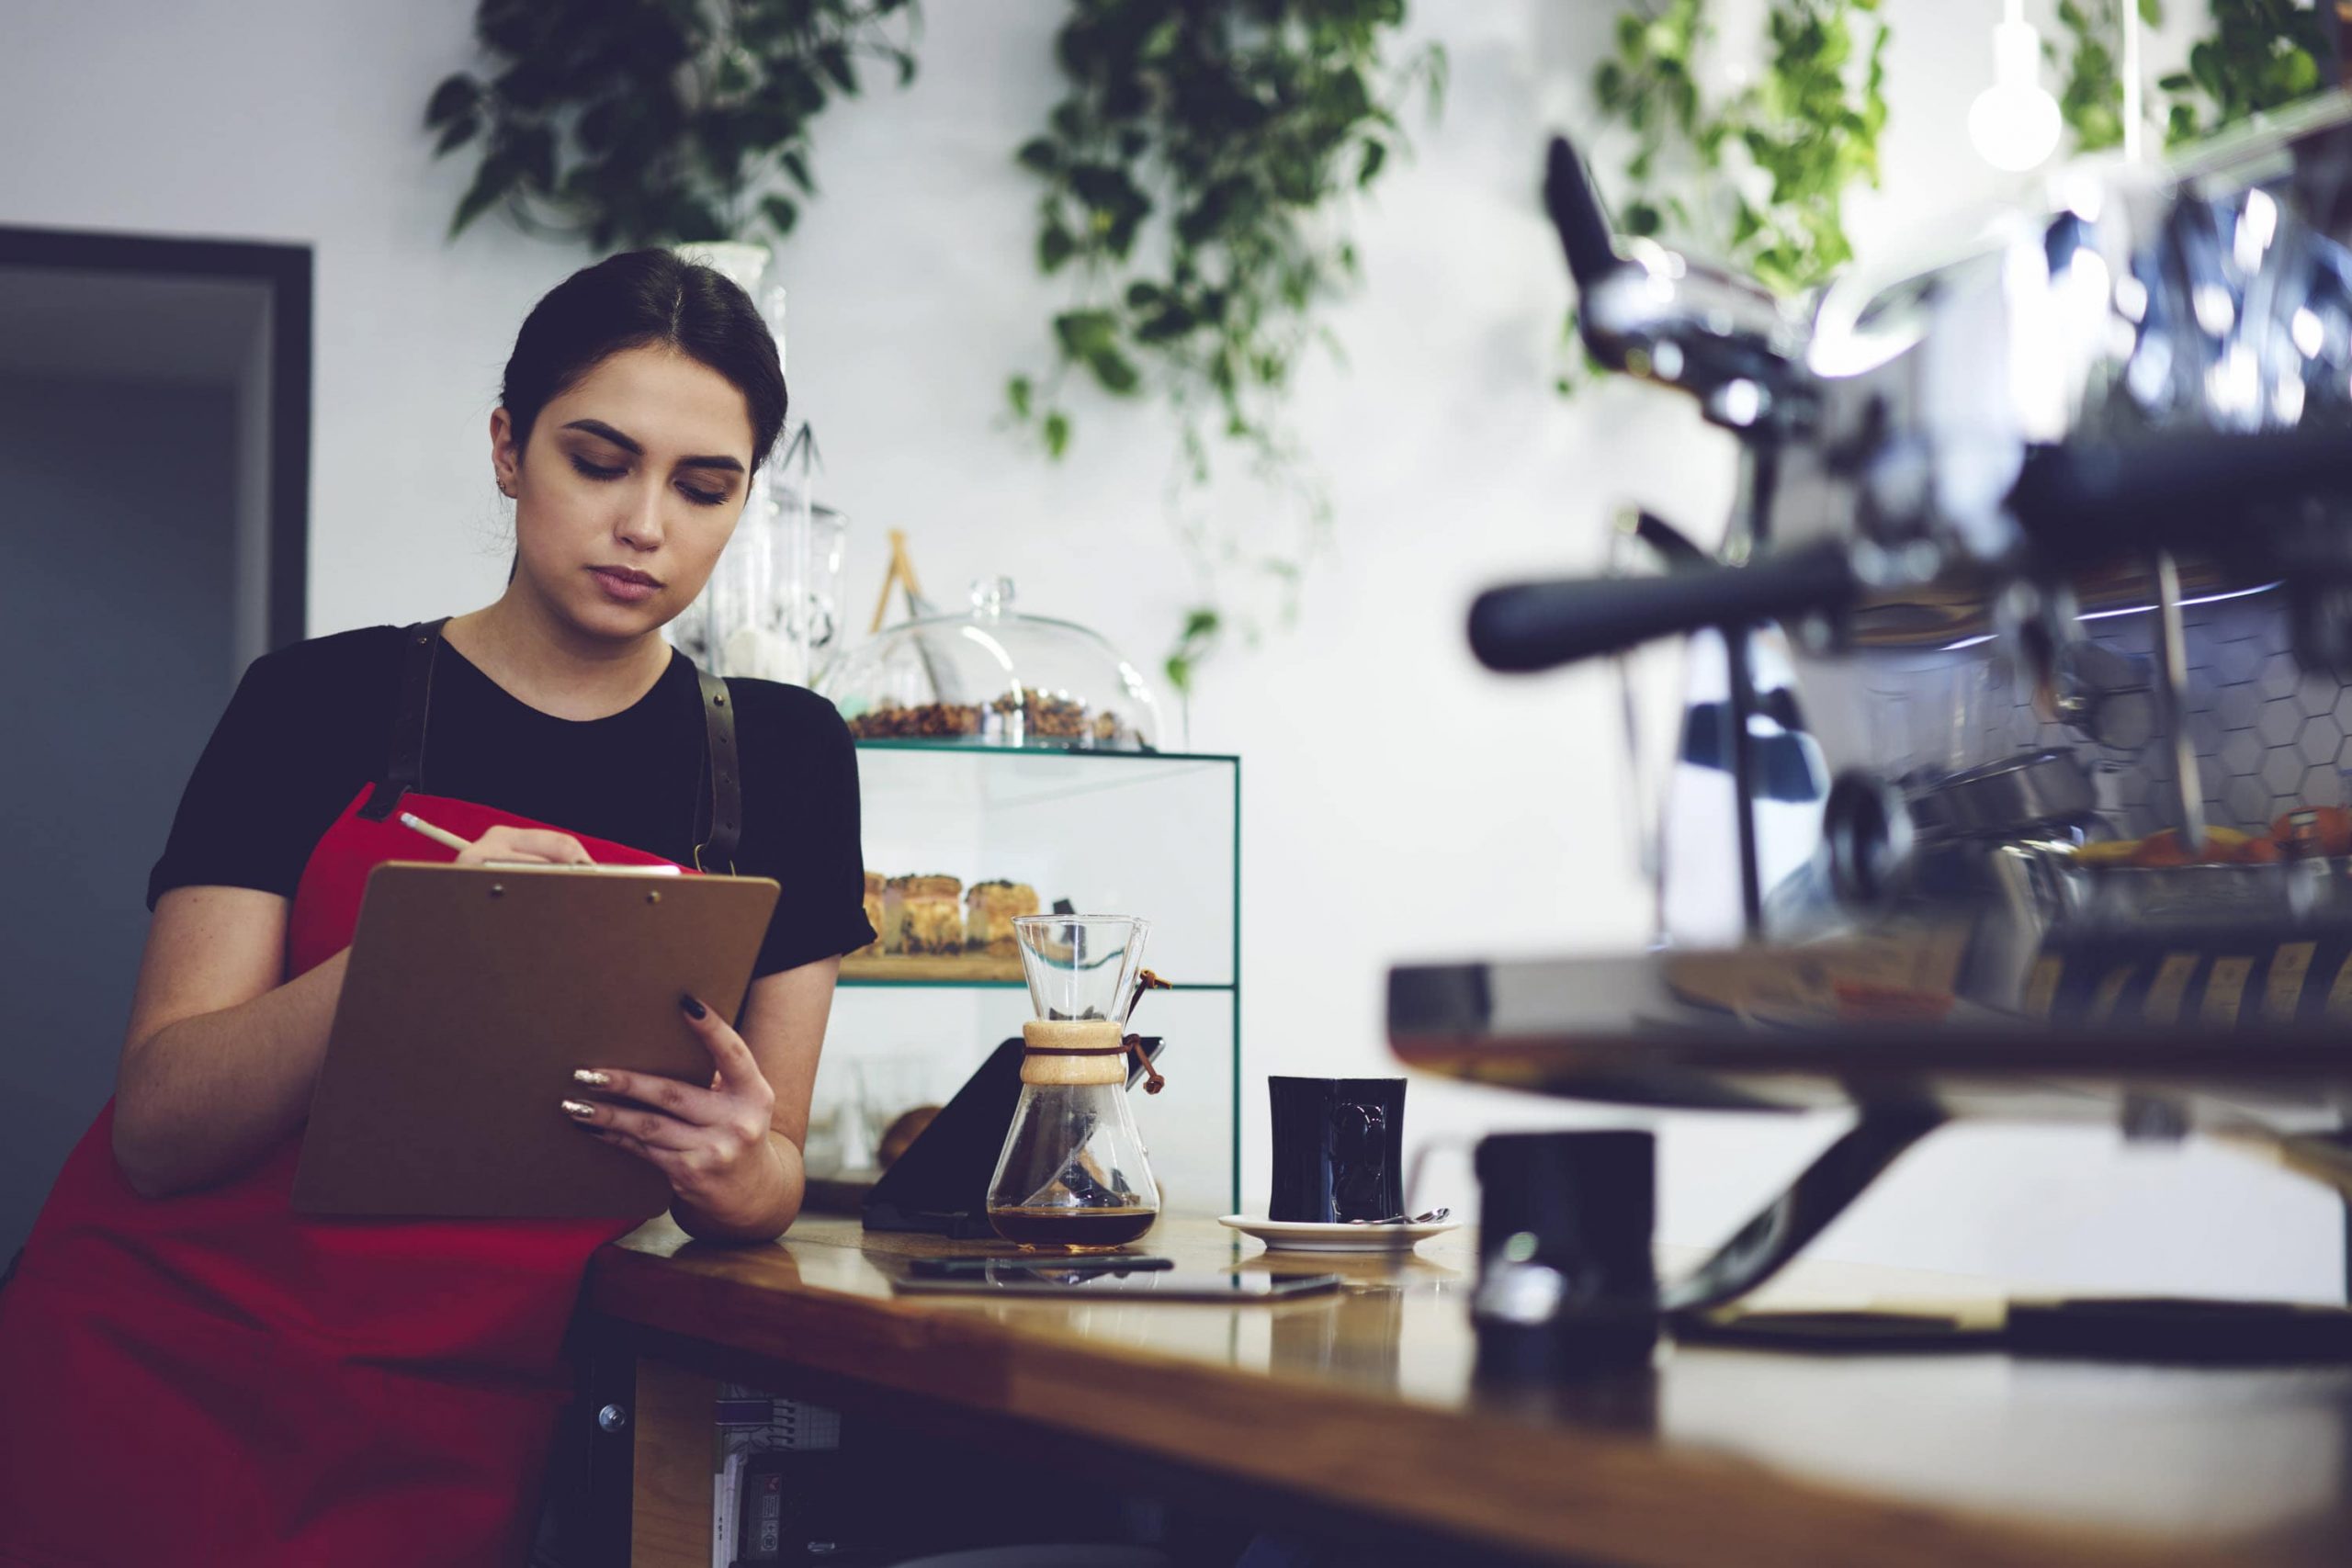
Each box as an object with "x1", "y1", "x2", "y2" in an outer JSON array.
[{"x1": 1395, "y1": 95, "x2": 2352, "y2": 1333}]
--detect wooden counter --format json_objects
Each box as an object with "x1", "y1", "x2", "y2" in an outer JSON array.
[{"x1": 581, "y1": 1214, "x2": 2352, "y2": 1567}]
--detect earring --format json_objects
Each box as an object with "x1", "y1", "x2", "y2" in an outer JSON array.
[{"x1": 497, "y1": 478, "x2": 514, "y2": 498}]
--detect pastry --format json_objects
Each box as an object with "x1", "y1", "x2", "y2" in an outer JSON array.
[
  {"x1": 855, "y1": 872, "x2": 885, "y2": 957},
  {"x1": 846, "y1": 700, "x2": 980, "y2": 739},
  {"x1": 884, "y1": 874, "x2": 964, "y2": 955},
  {"x1": 965, "y1": 879, "x2": 1040, "y2": 955}
]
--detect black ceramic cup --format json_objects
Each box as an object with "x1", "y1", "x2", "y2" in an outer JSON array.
[
  {"x1": 1472, "y1": 1129, "x2": 1659, "y2": 1379},
  {"x1": 1267, "y1": 1076, "x2": 1406, "y2": 1224}
]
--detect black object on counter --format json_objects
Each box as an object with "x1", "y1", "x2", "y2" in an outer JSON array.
[
  {"x1": 1268, "y1": 1076, "x2": 1406, "y2": 1224},
  {"x1": 1473, "y1": 1131, "x2": 1659, "y2": 1380},
  {"x1": 1467, "y1": 540, "x2": 1858, "y2": 675},
  {"x1": 864, "y1": 1037, "x2": 1164, "y2": 1239}
]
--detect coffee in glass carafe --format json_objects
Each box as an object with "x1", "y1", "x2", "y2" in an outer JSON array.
[{"x1": 986, "y1": 916, "x2": 1161, "y2": 1251}]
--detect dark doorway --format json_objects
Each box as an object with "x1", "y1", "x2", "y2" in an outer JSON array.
[{"x1": 0, "y1": 227, "x2": 311, "y2": 1262}]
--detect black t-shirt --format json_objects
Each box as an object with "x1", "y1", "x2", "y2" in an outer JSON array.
[{"x1": 146, "y1": 625, "x2": 876, "y2": 977}]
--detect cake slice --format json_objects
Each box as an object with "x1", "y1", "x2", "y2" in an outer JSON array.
[{"x1": 965, "y1": 880, "x2": 1041, "y2": 956}]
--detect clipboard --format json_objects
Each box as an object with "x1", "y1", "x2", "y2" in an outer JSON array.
[{"x1": 293, "y1": 860, "x2": 780, "y2": 1219}]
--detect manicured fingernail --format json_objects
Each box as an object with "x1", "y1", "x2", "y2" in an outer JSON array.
[
  {"x1": 679, "y1": 992, "x2": 707, "y2": 1020},
  {"x1": 560, "y1": 1100, "x2": 597, "y2": 1120},
  {"x1": 572, "y1": 1069, "x2": 611, "y2": 1088}
]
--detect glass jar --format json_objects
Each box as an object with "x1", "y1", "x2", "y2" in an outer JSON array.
[{"x1": 985, "y1": 916, "x2": 1161, "y2": 1251}]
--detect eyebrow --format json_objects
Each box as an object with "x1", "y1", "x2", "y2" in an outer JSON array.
[{"x1": 560, "y1": 418, "x2": 745, "y2": 475}]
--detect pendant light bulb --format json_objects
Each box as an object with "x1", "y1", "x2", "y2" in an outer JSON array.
[{"x1": 1969, "y1": 11, "x2": 2063, "y2": 173}]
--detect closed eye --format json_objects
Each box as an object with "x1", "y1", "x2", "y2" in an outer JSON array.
[{"x1": 570, "y1": 454, "x2": 626, "y2": 481}]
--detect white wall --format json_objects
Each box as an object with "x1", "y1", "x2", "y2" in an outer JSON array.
[{"x1": 6, "y1": 0, "x2": 2339, "y2": 1299}]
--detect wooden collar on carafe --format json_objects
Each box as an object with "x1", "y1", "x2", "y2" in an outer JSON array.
[{"x1": 1021, "y1": 1019, "x2": 1165, "y2": 1093}]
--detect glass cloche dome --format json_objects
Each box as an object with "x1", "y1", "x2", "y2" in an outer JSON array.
[{"x1": 819, "y1": 579, "x2": 1169, "y2": 751}]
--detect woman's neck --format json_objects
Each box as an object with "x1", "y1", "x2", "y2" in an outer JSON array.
[{"x1": 442, "y1": 592, "x2": 673, "y2": 723}]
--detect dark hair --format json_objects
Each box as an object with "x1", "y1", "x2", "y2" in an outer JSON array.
[{"x1": 500, "y1": 248, "x2": 787, "y2": 472}]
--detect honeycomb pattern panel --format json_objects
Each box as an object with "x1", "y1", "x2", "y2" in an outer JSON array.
[{"x1": 1852, "y1": 588, "x2": 2349, "y2": 840}]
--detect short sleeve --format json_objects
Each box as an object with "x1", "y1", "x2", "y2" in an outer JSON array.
[
  {"x1": 741, "y1": 686, "x2": 876, "y2": 977},
  {"x1": 145, "y1": 652, "x2": 320, "y2": 910}
]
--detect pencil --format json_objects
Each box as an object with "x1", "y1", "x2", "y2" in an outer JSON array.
[{"x1": 398, "y1": 810, "x2": 474, "y2": 855}]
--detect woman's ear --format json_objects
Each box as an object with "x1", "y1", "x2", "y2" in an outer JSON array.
[{"x1": 489, "y1": 408, "x2": 520, "y2": 499}]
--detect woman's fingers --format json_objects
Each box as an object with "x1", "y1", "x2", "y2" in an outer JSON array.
[
  {"x1": 568, "y1": 1067, "x2": 727, "y2": 1129},
  {"x1": 462, "y1": 827, "x2": 594, "y2": 865},
  {"x1": 561, "y1": 1095, "x2": 702, "y2": 1151},
  {"x1": 676, "y1": 992, "x2": 774, "y2": 1109}
]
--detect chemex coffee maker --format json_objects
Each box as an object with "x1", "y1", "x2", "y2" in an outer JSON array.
[{"x1": 1392, "y1": 96, "x2": 2352, "y2": 1366}]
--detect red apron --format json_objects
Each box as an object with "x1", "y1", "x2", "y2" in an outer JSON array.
[{"x1": 0, "y1": 621, "x2": 741, "y2": 1567}]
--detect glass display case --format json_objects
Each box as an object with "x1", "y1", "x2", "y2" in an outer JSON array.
[
  {"x1": 819, "y1": 580, "x2": 1168, "y2": 751},
  {"x1": 808, "y1": 740, "x2": 1240, "y2": 1216}
]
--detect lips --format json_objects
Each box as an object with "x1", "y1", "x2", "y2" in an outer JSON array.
[{"x1": 591, "y1": 566, "x2": 662, "y2": 587}]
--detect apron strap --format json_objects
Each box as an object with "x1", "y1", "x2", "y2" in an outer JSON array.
[
  {"x1": 361, "y1": 617, "x2": 741, "y2": 872},
  {"x1": 693, "y1": 667, "x2": 741, "y2": 875},
  {"x1": 359, "y1": 617, "x2": 448, "y2": 821}
]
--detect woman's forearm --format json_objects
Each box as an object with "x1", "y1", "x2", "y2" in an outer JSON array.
[{"x1": 111, "y1": 949, "x2": 351, "y2": 1200}]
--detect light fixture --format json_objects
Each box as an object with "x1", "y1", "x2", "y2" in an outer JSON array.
[{"x1": 1968, "y1": 0, "x2": 2064, "y2": 173}]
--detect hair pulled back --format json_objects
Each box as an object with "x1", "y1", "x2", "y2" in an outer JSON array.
[{"x1": 500, "y1": 249, "x2": 786, "y2": 472}]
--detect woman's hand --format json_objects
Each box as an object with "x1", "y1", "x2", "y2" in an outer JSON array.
[
  {"x1": 561, "y1": 991, "x2": 785, "y2": 1231},
  {"x1": 454, "y1": 825, "x2": 595, "y2": 866}
]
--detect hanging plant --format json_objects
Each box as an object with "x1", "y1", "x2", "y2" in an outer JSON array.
[
  {"x1": 1005, "y1": 0, "x2": 1445, "y2": 694},
  {"x1": 425, "y1": 0, "x2": 922, "y2": 249},
  {"x1": 1558, "y1": 0, "x2": 1888, "y2": 394},
  {"x1": 2051, "y1": 0, "x2": 2328, "y2": 155},
  {"x1": 1589, "y1": 0, "x2": 1889, "y2": 294},
  {"x1": 2047, "y1": 0, "x2": 2162, "y2": 153},
  {"x1": 2158, "y1": 0, "x2": 2329, "y2": 144}
]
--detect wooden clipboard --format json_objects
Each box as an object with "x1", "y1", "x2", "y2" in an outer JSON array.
[{"x1": 293, "y1": 861, "x2": 780, "y2": 1219}]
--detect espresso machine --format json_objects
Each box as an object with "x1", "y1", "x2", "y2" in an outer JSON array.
[{"x1": 1391, "y1": 96, "x2": 2352, "y2": 1347}]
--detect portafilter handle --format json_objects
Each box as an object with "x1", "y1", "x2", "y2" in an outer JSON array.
[{"x1": 1469, "y1": 540, "x2": 1859, "y2": 674}]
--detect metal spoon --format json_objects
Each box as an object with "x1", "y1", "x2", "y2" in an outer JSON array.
[{"x1": 1343, "y1": 1207, "x2": 1450, "y2": 1226}]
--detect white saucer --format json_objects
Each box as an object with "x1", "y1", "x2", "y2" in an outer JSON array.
[{"x1": 1218, "y1": 1213, "x2": 1462, "y2": 1252}]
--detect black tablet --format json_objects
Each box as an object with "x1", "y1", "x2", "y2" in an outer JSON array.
[{"x1": 893, "y1": 1262, "x2": 1340, "y2": 1301}]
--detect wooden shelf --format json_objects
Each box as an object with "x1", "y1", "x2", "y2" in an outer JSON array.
[{"x1": 840, "y1": 951, "x2": 1024, "y2": 984}]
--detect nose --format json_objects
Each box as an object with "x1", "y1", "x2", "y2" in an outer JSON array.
[{"x1": 615, "y1": 479, "x2": 665, "y2": 553}]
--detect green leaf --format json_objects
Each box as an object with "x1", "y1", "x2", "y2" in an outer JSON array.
[
  {"x1": 1043, "y1": 411, "x2": 1070, "y2": 458},
  {"x1": 1015, "y1": 137, "x2": 1061, "y2": 175},
  {"x1": 761, "y1": 194, "x2": 799, "y2": 236},
  {"x1": 434, "y1": 115, "x2": 480, "y2": 156},
  {"x1": 1088, "y1": 346, "x2": 1141, "y2": 395},
  {"x1": 1357, "y1": 140, "x2": 1387, "y2": 186},
  {"x1": 424, "y1": 73, "x2": 478, "y2": 130},
  {"x1": 816, "y1": 43, "x2": 857, "y2": 96},
  {"x1": 1038, "y1": 225, "x2": 1076, "y2": 273},
  {"x1": 448, "y1": 154, "x2": 517, "y2": 239},
  {"x1": 1053, "y1": 309, "x2": 1119, "y2": 358},
  {"x1": 780, "y1": 150, "x2": 814, "y2": 194},
  {"x1": 1007, "y1": 375, "x2": 1033, "y2": 420}
]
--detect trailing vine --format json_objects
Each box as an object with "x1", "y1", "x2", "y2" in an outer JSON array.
[
  {"x1": 1589, "y1": 0, "x2": 1889, "y2": 295},
  {"x1": 2048, "y1": 0, "x2": 2161, "y2": 153},
  {"x1": 2051, "y1": 0, "x2": 2331, "y2": 155},
  {"x1": 1005, "y1": 0, "x2": 1445, "y2": 694},
  {"x1": 2158, "y1": 0, "x2": 2330, "y2": 145},
  {"x1": 1559, "y1": 0, "x2": 1887, "y2": 395},
  {"x1": 426, "y1": 0, "x2": 922, "y2": 249}
]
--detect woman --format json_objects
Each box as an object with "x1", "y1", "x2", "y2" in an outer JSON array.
[{"x1": 0, "y1": 251, "x2": 874, "y2": 1566}]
